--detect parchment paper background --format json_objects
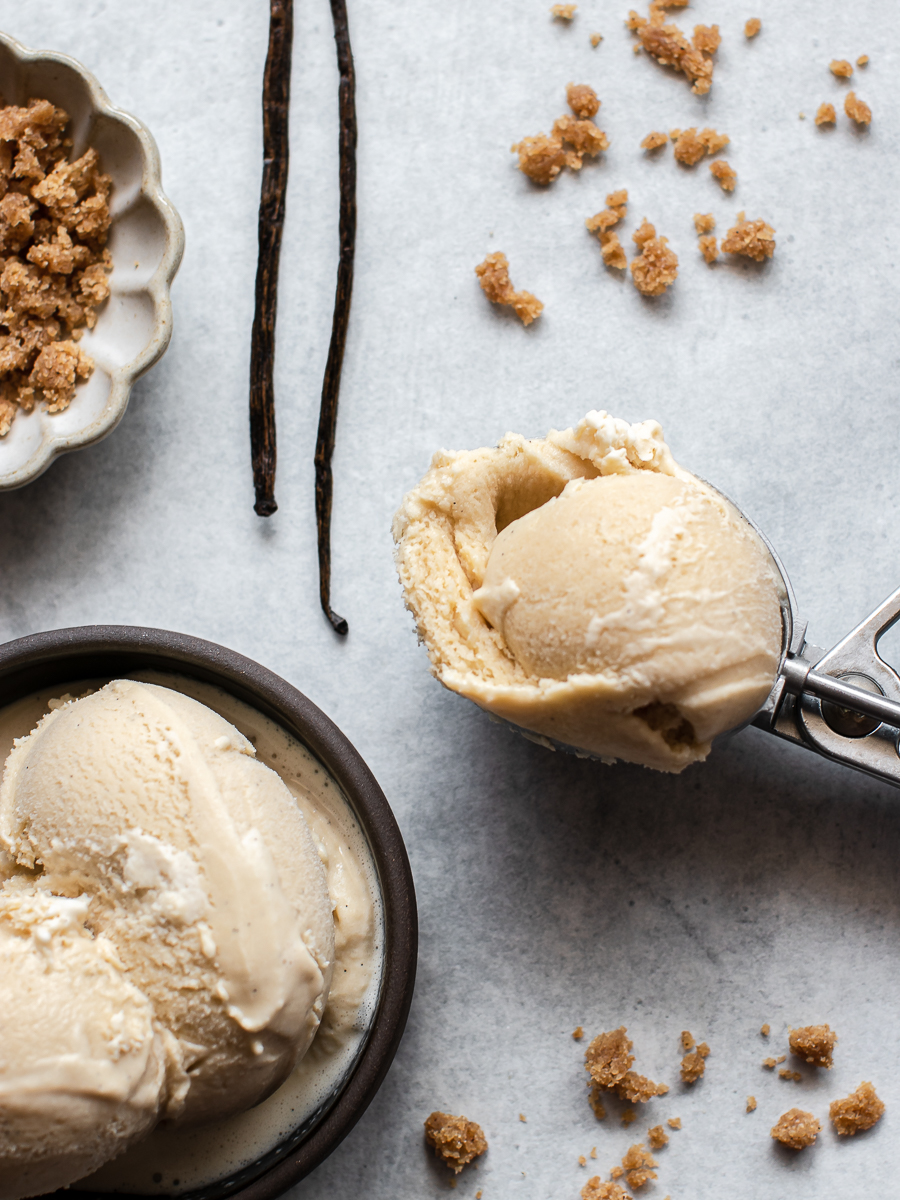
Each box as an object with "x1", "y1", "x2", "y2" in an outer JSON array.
[{"x1": 1, "y1": 2, "x2": 899, "y2": 1197}]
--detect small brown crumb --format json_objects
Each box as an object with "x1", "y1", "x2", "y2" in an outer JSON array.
[
  {"x1": 799, "y1": 112, "x2": 806, "y2": 120},
  {"x1": 579, "y1": 1155, "x2": 587, "y2": 1166},
  {"x1": 590, "y1": 1147, "x2": 598, "y2": 1158},
  {"x1": 606, "y1": 187, "x2": 628, "y2": 211},
  {"x1": 721, "y1": 215, "x2": 775, "y2": 261},
  {"x1": 698, "y1": 234, "x2": 718, "y2": 263},
  {"x1": 709, "y1": 159, "x2": 737, "y2": 191},
  {"x1": 770, "y1": 1108, "x2": 820, "y2": 1150},
  {"x1": 591, "y1": 32, "x2": 603, "y2": 47},
  {"x1": 475, "y1": 253, "x2": 543, "y2": 325},
  {"x1": 573, "y1": 1026, "x2": 585, "y2": 1040},
  {"x1": 511, "y1": 132, "x2": 567, "y2": 184},
  {"x1": 552, "y1": 115, "x2": 610, "y2": 168},
  {"x1": 744, "y1": 18, "x2": 761, "y2": 38},
  {"x1": 680, "y1": 1050, "x2": 706, "y2": 1083},
  {"x1": 585, "y1": 1028, "x2": 634, "y2": 1089},
  {"x1": 761, "y1": 1024, "x2": 771, "y2": 1037},
  {"x1": 589, "y1": 1086, "x2": 608, "y2": 1120},
  {"x1": 424, "y1": 1112, "x2": 488, "y2": 1174},
  {"x1": 845, "y1": 91, "x2": 872, "y2": 125},
  {"x1": 476, "y1": 1193, "x2": 482, "y2": 1200},
  {"x1": 581, "y1": 1181, "x2": 630, "y2": 1200},
  {"x1": 763, "y1": 1058, "x2": 776, "y2": 1069},
  {"x1": 610, "y1": 1166, "x2": 625, "y2": 1179},
  {"x1": 779, "y1": 1069, "x2": 803, "y2": 1083},
  {"x1": 693, "y1": 212, "x2": 715, "y2": 233},
  {"x1": 647, "y1": 1124, "x2": 669, "y2": 1149},
  {"x1": 857, "y1": 54, "x2": 869, "y2": 66},
  {"x1": 776, "y1": 1054, "x2": 786, "y2": 1063},
  {"x1": 747, "y1": 1096, "x2": 757, "y2": 1112},
  {"x1": 626, "y1": 7, "x2": 719, "y2": 95},
  {"x1": 551, "y1": 3, "x2": 577, "y2": 18},
  {"x1": 672, "y1": 127, "x2": 729, "y2": 165},
  {"x1": 641, "y1": 131, "x2": 668, "y2": 150},
  {"x1": 622, "y1": 1108, "x2": 637, "y2": 1126},
  {"x1": 567, "y1": 83, "x2": 600, "y2": 118},
  {"x1": 667, "y1": 1117, "x2": 682, "y2": 1130},
  {"x1": 622, "y1": 1143, "x2": 657, "y2": 1189},
  {"x1": 789, "y1": 1024, "x2": 836, "y2": 1068},
  {"x1": 518, "y1": 1113, "x2": 526, "y2": 1122},
  {"x1": 830, "y1": 1082, "x2": 885, "y2": 1136},
  {"x1": 830, "y1": 59, "x2": 853, "y2": 78},
  {"x1": 600, "y1": 233, "x2": 628, "y2": 270},
  {"x1": 680, "y1": 1031, "x2": 695, "y2": 1051},
  {"x1": 630, "y1": 220, "x2": 678, "y2": 296}
]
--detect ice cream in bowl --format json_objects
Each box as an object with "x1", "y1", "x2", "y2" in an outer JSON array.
[
  {"x1": 393, "y1": 411, "x2": 789, "y2": 772},
  {"x1": 0, "y1": 627, "x2": 416, "y2": 1200}
]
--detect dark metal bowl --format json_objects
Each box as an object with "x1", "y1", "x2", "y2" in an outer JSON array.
[{"x1": 0, "y1": 626, "x2": 417, "y2": 1200}]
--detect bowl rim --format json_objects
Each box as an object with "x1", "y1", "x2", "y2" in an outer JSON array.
[
  {"x1": 0, "y1": 31, "x2": 185, "y2": 491},
  {"x1": 0, "y1": 625, "x2": 418, "y2": 1200}
]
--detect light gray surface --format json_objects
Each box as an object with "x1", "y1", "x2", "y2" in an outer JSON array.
[{"x1": 1, "y1": 1, "x2": 899, "y2": 1197}]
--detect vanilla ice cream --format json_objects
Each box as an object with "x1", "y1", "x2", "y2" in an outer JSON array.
[
  {"x1": 393, "y1": 411, "x2": 785, "y2": 772},
  {"x1": 0, "y1": 679, "x2": 337, "y2": 1197}
]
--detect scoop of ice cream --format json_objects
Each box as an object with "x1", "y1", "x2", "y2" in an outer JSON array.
[
  {"x1": 393, "y1": 411, "x2": 784, "y2": 772},
  {"x1": 0, "y1": 680, "x2": 335, "y2": 1128},
  {"x1": 0, "y1": 881, "x2": 165, "y2": 1200}
]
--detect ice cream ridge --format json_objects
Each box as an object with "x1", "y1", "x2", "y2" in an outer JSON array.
[
  {"x1": 0, "y1": 680, "x2": 335, "y2": 1199},
  {"x1": 393, "y1": 412, "x2": 785, "y2": 772}
]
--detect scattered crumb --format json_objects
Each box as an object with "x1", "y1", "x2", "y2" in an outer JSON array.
[
  {"x1": 830, "y1": 1082, "x2": 885, "y2": 1136},
  {"x1": 585, "y1": 1027, "x2": 668, "y2": 1103},
  {"x1": 709, "y1": 159, "x2": 737, "y2": 191},
  {"x1": 580, "y1": 1155, "x2": 587, "y2": 1166},
  {"x1": 667, "y1": 1117, "x2": 682, "y2": 1130},
  {"x1": 747, "y1": 1096, "x2": 757, "y2": 1113},
  {"x1": 697, "y1": 1043, "x2": 710, "y2": 1060},
  {"x1": 721, "y1": 215, "x2": 775, "y2": 260},
  {"x1": 551, "y1": 4, "x2": 577, "y2": 18},
  {"x1": 779, "y1": 1069, "x2": 803, "y2": 1083},
  {"x1": 581, "y1": 1180, "x2": 631, "y2": 1200},
  {"x1": 799, "y1": 112, "x2": 806, "y2": 120},
  {"x1": 641, "y1": 130, "x2": 668, "y2": 150},
  {"x1": 591, "y1": 33, "x2": 603, "y2": 47},
  {"x1": 591, "y1": 1147, "x2": 597, "y2": 1159},
  {"x1": 600, "y1": 233, "x2": 628, "y2": 270},
  {"x1": 761, "y1": 1025, "x2": 771, "y2": 1037},
  {"x1": 630, "y1": 220, "x2": 678, "y2": 296},
  {"x1": 552, "y1": 114, "x2": 610, "y2": 168},
  {"x1": 611, "y1": 1166, "x2": 625, "y2": 1178},
  {"x1": 680, "y1": 1031, "x2": 695, "y2": 1052},
  {"x1": 0, "y1": 99, "x2": 113, "y2": 435},
  {"x1": 672, "y1": 127, "x2": 728, "y2": 165},
  {"x1": 475, "y1": 253, "x2": 543, "y2": 325},
  {"x1": 845, "y1": 91, "x2": 872, "y2": 125},
  {"x1": 511, "y1": 132, "x2": 567, "y2": 184},
  {"x1": 518, "y1": 1113, "x2": 526, "y2": 1122},
  {"x1": 424, "y1": 1112, "x2": 488, "y2": 1174},
  {"x1": 830, "y1": 59, "x2": 853, "y2": 78},
  {"x1": 857, "y1": 54, "x2": 869, "y2": 66},
  {"x1": 680, "y1": 1050, "x2": 706, "y2": 1083},
  {"x1": 776, "y1": 1055, "x2": 786, "y2": 1064},
  {"x1": 622, "y1": 1143, "x2": 658, "y2": 1189},
  {"x1": 693, "y1": 212, "x2": 715, "y2": 233},
  {"x1": 586, "y1": 187, "x2": 628, "y2": 267},
  {"x1": 567, "y1": 83, "x2": 600, "y2": 118},
  {"x1": 573, "y1": 1026, "x2": 585, "y2": 1040},
  {"x1": 770, "y1": 1108, "x2": 820, "y2": 1150},
  {"x1": 763, "y1": 1054, "x2": 786, "y2": 1069},
  {"x1": 589, "y1": 1086, "x2": 608, "y2": 1120},
  {"x1": 626, "y1": 6, "x2": 719, "y2": 95},
  {"x1": 744, "y1": 17, "x2": 761, "y2": 38},
  {"x1": 647, "y1": 1124, "x2": 669, "y2": 1150},
  {"x1": 622, "y1": 1108, "x2": 637, "y2": 1126},
  {"x1": 698, "y1": 234, "x2": 718, "y2": 263},
  {"x1": 789, "y1": 1025, "x2": 836, "y2": 1069},
  {"x1": 476, "y1": 1193, "x2": 482, "y2": 1200}
]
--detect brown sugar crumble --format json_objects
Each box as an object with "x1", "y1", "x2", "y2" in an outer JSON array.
[
  {"x1": 585, "y1": 1028, "x2": 668, "y2": 1107},
  {"x1": 845, "y1": 91, "x2": 872, "y2": 125},
  {"x1": 779, "y1": 1069, "x2": 803, "y2": 1083},
  {"x1": 591, "y1": 32, "x2": 603, "y2": 47},
  {"x1": 815, "y1": 102, "x2": 837, "y2": 125},
  {"x1": 551, "y1": 3, "x2": 577, "y2": 18},
  {"x1": 830, "y1": 58, "x2": 853, "y2": 78},
  {"x1": 622, "y1": 1143, "x2": 657, "y2": 1189},
  {"x1": 693, "y1": 212, "x2": 715, "y2": 233},
  {"x1": 667, "y1": 1117, "x2": 682, "y2": 1130},
  {"x1": 857, "y1": 54, "x2": 869, "y2": 66},
  {"x1": 586, "y1": 189, "x2": 629, "y2": 270},
  {"x1": 672, "y1": 127, "x2": 729, "y2": 166},
  {"x1": 552, "y1": 115, "x2": 610, "y2": 169},
  {"x1": 641, "y1": 131, "x2": 668, "y2": 151},
  {"x1": 621, "y1": 1108, "x2": 638, "y2": 1126},
  {"x1": 680, "y1": 1031, "x2": 695, "y2": 1051},
  {"x1": 761, "y1": 1024, "x2": 771, "y2": 1037},
  {"x1": 582, "y1": 1181, "x2": 631, "y2": 1200},
  {"x1": 630, "y1": 220, "x2": 678, "y2": 296},
  {"x1": 627, "y1": 3, "x2": 720, "y2": 95},
  {"x1": 573, "y1": 1026, "x2": 585, "y2": 1040},
  {"x1": 474, "y1": 252, "x2": 543, "y2": 325},
  {"x1": 747, "y1": 1096, "x2": 757, "y2": 1112},
  {"x1": 789, "y1": 1024, "x2": 836, "y2": 1068},
  {"x1": 511, "y1": 133, "x2": 567, "y2": 185},
  {"x1": 518, "y1": 1112, "x2": 526, "y2": 1122},
  {"x1": 0, "y1": 99, "x2": 112, "y2": 436},
  {"x1": 698, "y1": 235, "x2": 718, "y2": 263},
  {"x1": 709, "y1": 159, "x2": 737, "y2": 191},
  {"x1": 722, "y1": 214, "x2": 775, "y2": 261},
  {"x1": 567, "y1": 83, "x2": 600, "y2": 118},
  {"x1": 647, "y1": 1124, "x2": 669, "y2": 1149},
  {"x1": 830, "y1": 1081, "x2": 885, "y2": 1136},
  {"x1": 744, "y1": 18, "x2": 761, "y2": 38},
  {"x1": 770, "y1": 1108, "x2": 820, "y2": 1150},
  {"x1": 424, "y1": 1112, "x2": 488, "y2": 1174},
  {"x1": 680, "y1": 1043, "x2": 709, "y2": 1083}
]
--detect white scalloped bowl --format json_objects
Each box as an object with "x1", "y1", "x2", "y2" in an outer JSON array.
[{"x1": 0, "y1": 32, "x2": 184, "y2": 489}]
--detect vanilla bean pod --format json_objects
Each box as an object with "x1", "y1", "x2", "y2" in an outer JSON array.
[
  {"x1": 250, "y1": 0, "x2": 293, "y2": 517},
  {"x1": 314, "y1": 0, "x2": 356, "y2": 635}
]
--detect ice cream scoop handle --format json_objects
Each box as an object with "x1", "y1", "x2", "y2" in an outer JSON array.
[{"x1": 784, "y1": 661, "x2": 900, "y2": 729}]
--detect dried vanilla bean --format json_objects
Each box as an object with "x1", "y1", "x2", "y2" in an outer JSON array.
[{"x1": 250, "y1": 0, "x2": 293, "y2": 517}]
